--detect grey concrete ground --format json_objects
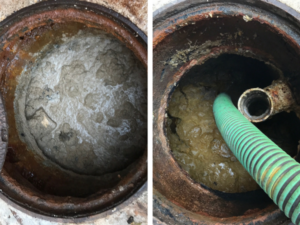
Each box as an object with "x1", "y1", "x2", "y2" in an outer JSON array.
[{"x1": 0, "y1": 0, "x2": 148, "y2": 224}]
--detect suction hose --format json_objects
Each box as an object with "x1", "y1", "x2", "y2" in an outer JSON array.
[{"x1": 213, "y1": 93, "x2": 300, "y2": 225}]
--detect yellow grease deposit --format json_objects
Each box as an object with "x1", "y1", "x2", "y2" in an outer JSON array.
[{"x1": 167, "y1": 85, "x2": 259, "y2": 193}]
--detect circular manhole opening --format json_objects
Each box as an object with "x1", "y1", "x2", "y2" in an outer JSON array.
[
  {"x1": 167, "y1": 54, "x2": 300, "y2": 194},
  {"x1": 153, "y1": 1, "x2": 300, "y2": 224},
  {"x1": 0, "y1": 1, "x2": 147, "y2": 218}
]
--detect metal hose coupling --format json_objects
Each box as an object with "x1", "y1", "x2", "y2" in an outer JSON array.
[{"x1": 214, "y1": 93, "x2": 300, "y2": 225}]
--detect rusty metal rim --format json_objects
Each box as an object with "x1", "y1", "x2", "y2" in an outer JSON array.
[
  {"x1": 153, "y1": 3, "x2": 300, "y2": 48},
  {"x1": 159, "y1": 46, "x2": 281, "y2": 208},
  {"x1": 0, "y1": 0, "x2": 147, "y2": 43},
  {"x1": 0, "y1": 183, "x2": 147, "y2": 223},
  {"x1": 154, "y1": 0, "x2": 300, "y2": 31},
  {"x1": 154, "y1": 47, "x2": 284, "y2": 222},
  {"x1": 0, "y1": 0, "x2": 147, "y2": 219},
  {"x1": 153, "y1": 189, "x2": 287, "y2": 225},
  {"x1": 153, "y1": 0, "x2": 300, "y2": 224}
]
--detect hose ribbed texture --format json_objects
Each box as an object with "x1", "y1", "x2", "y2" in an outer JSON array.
[{"x1": 213, "y1": 93, "x2": 300, "y2": 224}]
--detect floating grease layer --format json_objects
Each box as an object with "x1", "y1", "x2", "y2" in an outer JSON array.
[
  {"x1": 14, "y1": 29, "x2": 147, "y2": 176},
  {"x1": 167, "y1": 55, "x2": 300, "y2": 193},
  {"x1": 167, "y1": 85, "x2": 260, "y2": 193}
]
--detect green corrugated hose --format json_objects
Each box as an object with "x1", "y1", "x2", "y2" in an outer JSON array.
[{"x1": 213, "y1": 93, "x2": 300, "y2": 225}]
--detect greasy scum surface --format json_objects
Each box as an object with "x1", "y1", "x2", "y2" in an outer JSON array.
[
  {"x1": 14, "y1": 29, "x2": 147, "y2": 176},
  {"x1": 167, "y1": 85, "x2": 259, "y2": 193}
]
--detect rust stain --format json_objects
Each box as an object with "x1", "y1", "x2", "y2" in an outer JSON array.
[
  {"x1": 154, "y1": 10, "x2": 222, "y2": 48},
  {"x1": 265, "y1": 80, "x2": 296, "y2": 115},
  {"x1": 271, "y1": 90, "x2": 279, "y2": 98}
]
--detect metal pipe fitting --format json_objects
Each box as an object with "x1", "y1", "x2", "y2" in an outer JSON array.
[{"x1": 238, "y1": 80, "x2": 296, "y2": 123}]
